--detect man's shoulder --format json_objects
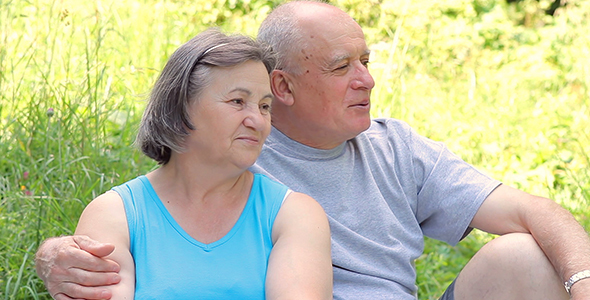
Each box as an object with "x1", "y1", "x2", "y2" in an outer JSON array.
[
  {"x1": 356, "y1": 118, "x2": 414, "y2": 142},
  {"x1": 369, "y1": 117, "x2": 410, "y2": 128}
]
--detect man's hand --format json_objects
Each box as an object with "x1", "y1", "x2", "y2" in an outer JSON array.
[{"x1": 35, "y1": 235, "x2": 121, "y2": 300}]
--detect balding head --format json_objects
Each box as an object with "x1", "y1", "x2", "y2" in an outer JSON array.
[{"x1": 258, "y1": 1, "x2": 359, "y2": 75}]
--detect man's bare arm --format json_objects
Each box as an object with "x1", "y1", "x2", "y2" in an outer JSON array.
[{"x1": 471, "y1": 184, "x2": 590, "y2": 300}]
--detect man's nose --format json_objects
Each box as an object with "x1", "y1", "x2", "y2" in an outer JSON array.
[{"x1": 352, "y1": 63, "x2": 375, "y2": 90}]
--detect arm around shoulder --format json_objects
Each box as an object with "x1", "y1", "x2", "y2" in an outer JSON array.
[
  {"x1": 266, "y1": 192, "x2": 333, "y2": 300},
  {"x1": 75, "y1": 191, "x2": 136, "y2": 300}
]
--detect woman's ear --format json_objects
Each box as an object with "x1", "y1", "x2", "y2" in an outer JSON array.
[{"x1": 270, "y1": 70, "x2": 295, "y2": 106}]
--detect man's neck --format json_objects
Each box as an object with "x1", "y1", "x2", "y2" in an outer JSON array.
[{"x1": 270, "y1": 123, "x2": 348, "y2": 150}]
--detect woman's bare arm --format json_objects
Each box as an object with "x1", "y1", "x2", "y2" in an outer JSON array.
[
  {"x1": 74, "y1": 191, "x2": 135, "y2": 300},
  {"x1": 266, "y1": 192, "x2": 333, "y2": 300}
]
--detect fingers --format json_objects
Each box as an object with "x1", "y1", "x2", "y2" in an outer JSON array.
[
  {"x1": 37, "y1": 236, "x2": 118, "y2": 274},
  {"x1": 45, "y1": 268, "x2": 119, "y2": 300},
  {"x1": 56, "y1": 263, "x2": 121, "y2": 286},
  {"x1": 52, "y1": 294, "x2": 75, "y2": 300},
  {"x1": 44, "y1": 255, "x2": 121, "y2": 299},
  {"x1": 73, "y1": 235, "x2": 116, "y2": 259},
  {"x1": 65, "y1": 240, "x2": 120, "y2": 273},
  {"x1": 53, "y1": 293, "x2": 79, "y2": 300},
  {"x1": 35, "y1": 236, "x2": 121, "y2": 300},
  {"x1": 51, "y1": 283, "x2": 113, "y2": 300}
]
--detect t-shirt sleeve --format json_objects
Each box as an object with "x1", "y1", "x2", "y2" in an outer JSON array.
[{"x1": 401, "y1": 122, "x2": 501, "y2": 245}]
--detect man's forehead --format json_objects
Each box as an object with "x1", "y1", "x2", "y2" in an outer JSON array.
[
  {"x1": 294, "y1": 5, "x2": 368, "y2": 62},
  {"x1": 318, "y1": 36, "x2": 370, "y2": 58},
  {"x1": 328, "y1": 48, "x2": 370, "y2": 63}
]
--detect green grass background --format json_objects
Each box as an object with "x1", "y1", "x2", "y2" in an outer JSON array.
[{"x1": 1, "y1": 0, "x2": 588, "y2": 299}]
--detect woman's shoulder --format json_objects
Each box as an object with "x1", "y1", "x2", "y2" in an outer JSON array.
[
  {"x1": 254, "y1": 173, "x2": 289, "y2": 192},
  {"x1": 76, "y1": 191, "x2": 127, "y2": 239}
]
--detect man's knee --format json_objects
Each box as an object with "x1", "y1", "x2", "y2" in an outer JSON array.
[
  {"x1": 476, "y1": 232, "x2": 545, "y2": 266},
  {"x1": 454, "y1": 233, "x2": 568, "y2": 300},
  {"x1": 457, "y1": 233, "x2": 550, "y2": 287}
]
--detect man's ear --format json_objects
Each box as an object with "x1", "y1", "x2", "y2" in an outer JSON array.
[{"x1": 270, "y1": 70, "x2": 295, "y2": 106}]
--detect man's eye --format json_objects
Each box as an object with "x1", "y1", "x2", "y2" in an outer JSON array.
[
  {"x1": 231, "y1": 99, "x2": 244, "y2": 105},
  {"x1": 362, "y1": 60, "x2": 370, "y2": 67},
  {"x1": 335, "y1": 64, "x2": 349, "y2": 71}
]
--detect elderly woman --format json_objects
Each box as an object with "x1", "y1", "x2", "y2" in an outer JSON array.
[{"x1": 74, "y1": 29, "x2": 332, "y2": 299}]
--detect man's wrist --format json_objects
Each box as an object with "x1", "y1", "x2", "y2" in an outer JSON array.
[
  {"x1": 570, "y1": 277, "x2": 590, "y2": 300},
  {"x1": 35, "y1": 237, "x2": 57, "y2": 280},
  {"x1": 565, "y1": 270, "x2": 590, "y2": 296}
]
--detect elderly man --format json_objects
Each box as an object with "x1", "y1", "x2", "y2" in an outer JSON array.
[{"x1": 36, "y1": 1, "x2": 590, "y2": 299}]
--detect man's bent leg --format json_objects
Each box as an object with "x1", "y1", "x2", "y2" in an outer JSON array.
[
  {"x1": 439, "y1": 279, "x2": 456, "y2": 300},
  {"x1": 454, "y1": 233, "x2": 568, "y2": 300}
]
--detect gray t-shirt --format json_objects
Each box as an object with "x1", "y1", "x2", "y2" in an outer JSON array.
[{"x1": 250, "y1": 118, "x2": 501, "y2": 299}]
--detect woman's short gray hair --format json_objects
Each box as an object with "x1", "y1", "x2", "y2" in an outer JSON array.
[{"x1": 136, "y1": 28, "x2": 276, "y2": 165}]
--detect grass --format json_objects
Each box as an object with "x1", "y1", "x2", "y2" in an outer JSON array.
[{"x1": 1, "y1": 0, "x2": 589, "y2": 299}]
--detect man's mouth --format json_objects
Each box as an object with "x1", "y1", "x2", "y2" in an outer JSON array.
[{"x1": 349, "y1": 100, "x2": 370, "y2": 108}]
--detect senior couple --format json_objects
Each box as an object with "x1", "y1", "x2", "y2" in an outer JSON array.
[{"x1": 36, "y1": 1, "x2": 590, "y2": 300}]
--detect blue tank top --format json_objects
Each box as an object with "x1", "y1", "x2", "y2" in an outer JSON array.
[{"x1": 112, "y1": 173, "x2": 289, "y2": 299}]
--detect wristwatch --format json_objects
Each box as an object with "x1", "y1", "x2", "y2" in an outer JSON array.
[{"x1": 565, "y1": 270, "x2": 590, "y2": 295}]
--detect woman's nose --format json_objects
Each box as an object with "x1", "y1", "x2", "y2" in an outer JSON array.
[{"x1": 243, "y1": 105, "x2": 268, "y2": 131}]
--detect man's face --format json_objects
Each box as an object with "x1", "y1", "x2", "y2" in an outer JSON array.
[{"x1": 286, "y1": 13, "x2": 375, "y2": 149}]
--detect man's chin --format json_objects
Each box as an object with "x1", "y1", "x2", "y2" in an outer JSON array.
[{"x1": 345, "y1": 120, "x2": 372, "y2": 140}]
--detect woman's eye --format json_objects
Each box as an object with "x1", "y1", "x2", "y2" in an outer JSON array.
[
  {"x1": 231, "y1": 99, "x2": 244, "y2": 105},
  {"x1": 260, "y1": 104, "x2": 271, "y2": 113}
]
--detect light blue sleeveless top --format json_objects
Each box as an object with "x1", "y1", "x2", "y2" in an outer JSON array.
[{"x1": 112, "y1": 173, "x2": 289, "y2": 299}]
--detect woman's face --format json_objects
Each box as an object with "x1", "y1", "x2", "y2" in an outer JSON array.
[{"x1": 183, "y1": 60, "x2": 273, "y2": 171}]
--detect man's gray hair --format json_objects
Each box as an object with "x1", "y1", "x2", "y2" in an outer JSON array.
[
  {"x1": 258, "y1": 1, "x2": 327, "y2": 74},
  {"x1": 136, "y1": 28, "x2": 276, "y2": 165}
]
